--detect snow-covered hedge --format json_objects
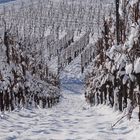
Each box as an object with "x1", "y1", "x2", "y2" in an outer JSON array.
[
  {"x1": 85, "y1": 0, "x2": 140, "y2": 121},
  {"x1": 0, "y1": 9, "x2": 61, "y2": 112}
]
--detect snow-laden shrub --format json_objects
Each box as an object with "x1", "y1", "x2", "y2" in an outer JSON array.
[
  {"x1": 0, "y1": 23, "x2": 60, "y2": 112},
  {"x1": 85, "y1": 0, "x2": 140, "y2": 120}
]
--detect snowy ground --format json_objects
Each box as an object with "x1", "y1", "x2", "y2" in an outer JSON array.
[
  {"x1": 0, "y1": 0, "x2": 140, "y2": 139},
  {"x1": 0, "y1": 82, "x2": 140, "y2": 140},
  {"x1": 0, "y1": 45, "x2": 140, "y2": 140}
]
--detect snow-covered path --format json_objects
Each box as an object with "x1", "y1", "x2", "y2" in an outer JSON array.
[{"x1": 0, "y1": 83, "x2": 139, "y2": 140}]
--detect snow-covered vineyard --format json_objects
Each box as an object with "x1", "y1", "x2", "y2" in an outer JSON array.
[{"x1": 0, "y1": 0, "x2": 140, "y2": 140}]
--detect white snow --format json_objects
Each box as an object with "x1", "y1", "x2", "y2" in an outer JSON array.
[
  {"x1": 126, "y1": 63, "x2": 133, "y2": 74},
  {"x1": 1, "y1": 83, "x2": 140, "y2": 140},
  {"x1": 134, "y1": 58, "x2": 140, "y2": 74},
  {"x1": 1, "y1": 48, "x2": 139, "y2": 140},
  {"x1": 129, "y1": 0, "x2": 139, "y2": 7},
  {"x1": 60, "y1": 55, "x2": 83, "y2": 84},
  {"x1": 127, "y1": 23, "x2": 139, "y2": 49},
  {"x1": 0, "y1": 0, "x2": 140, "y2": 140}
]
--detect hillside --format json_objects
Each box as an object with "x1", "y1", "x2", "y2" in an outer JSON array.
[{"x1": 0, "y1": 0, "x2": 140, "y2": 140}]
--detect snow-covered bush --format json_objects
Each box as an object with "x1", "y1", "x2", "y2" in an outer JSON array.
[
  {"x1": 0, "y1": 3, "x2": 61, "y2": 112},
  {"x1": 85, "y1": 0, "x2": 140, "y2": 121}
]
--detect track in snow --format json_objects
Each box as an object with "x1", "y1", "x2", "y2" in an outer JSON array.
[{"x1": 0, "y1": 83, "x2": 135, "y2": 140}]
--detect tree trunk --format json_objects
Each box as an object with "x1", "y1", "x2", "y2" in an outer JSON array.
[{"x1": 116, "y1": 0, "x2": 120, "y2": 45}]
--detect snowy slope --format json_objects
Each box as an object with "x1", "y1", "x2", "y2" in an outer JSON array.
[
  {"x1": 0, "y1": 83, "x2": 140, "y2": 140},
  {"x1": 1, "y1": 0, "x2": 140, "y2": 140},
  {"x1": 60, "y1": 55, "x2": 84, "y2": 84}
]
